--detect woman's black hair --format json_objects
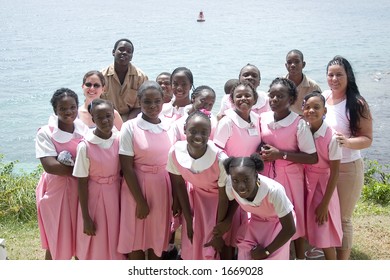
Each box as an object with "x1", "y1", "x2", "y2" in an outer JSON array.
[
  {"x1": 326, "y1": 55, "x2": 371, "y2": 136},
  {"x1": 223, "y1": 153, "x2": 264, "y2": 175},
  {"x1": 50, "y1": 88, "x2": 79, "y2": 113}
]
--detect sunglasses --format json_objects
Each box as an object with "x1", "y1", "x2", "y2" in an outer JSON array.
[{"x1": 84, "y1": 82, "x2": 102, "y2": 88}]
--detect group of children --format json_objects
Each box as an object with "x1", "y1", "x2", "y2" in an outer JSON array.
[{"x1": 35, "y1": 48, "x2": 350, "y2": 261}]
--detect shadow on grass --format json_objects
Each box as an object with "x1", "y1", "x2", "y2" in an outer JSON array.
[{"x1": 351, "y1": 248, "x2": 371, "y2": 260}]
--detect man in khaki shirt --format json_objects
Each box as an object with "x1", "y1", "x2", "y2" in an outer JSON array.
[
  {"x1": 101, "y1": 38, "x2": 148, "y2": 121},
  {"x1": 285, "y1": 49, "x2": 321, "y2": 115}
]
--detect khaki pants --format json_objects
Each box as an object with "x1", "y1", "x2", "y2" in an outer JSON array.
[{"x1": 336, "y1": 158, "x2": 364, "y2": 250}]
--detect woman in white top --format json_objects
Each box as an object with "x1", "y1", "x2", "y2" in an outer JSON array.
[{"x1": 322, "y1": 56, "x2": 373, "y2": 260}]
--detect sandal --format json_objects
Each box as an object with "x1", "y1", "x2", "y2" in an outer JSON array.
[{"x1": 305, "y1": 247, "x2": 324, "y2": 259}]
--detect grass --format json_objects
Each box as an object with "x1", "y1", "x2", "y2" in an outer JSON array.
[
  {"x1": 1, "y1": 201, "x2": 389, "y2": 260},
  {"x1": 1, "y1": 157, "x2": 390, "y2": 260}
]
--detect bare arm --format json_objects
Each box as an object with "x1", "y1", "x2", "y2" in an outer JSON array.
[
  {"x1": 260, "y1": 144, "x2": 318, "y2": 164},
  {"x1": 315, "y1": 160, "x2": 340, "y2": 224},
  {"x1": 119, "y1": 154, "x2": 149, "y2": 219},
  {"x1": 78, "y1": 177, "x2": 96, "y2": 236},
  {"x1": 40, "y1": 156, "x2": 73, "y2": 176},
  {"x1": 251, "y1": 211, "x2": 296, "y2": 259},
  {"x1": 169, "y1": 172, "x2": 193, "y2": 242},
  {"x1": 337, "y1": 105, "x2": 373, "y2": 150}
]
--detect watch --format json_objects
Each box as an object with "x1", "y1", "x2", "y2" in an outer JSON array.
[
  {"x1": 282, "y1": 152, "x2": 287, "y2": 160},
  {"x1": 264, "y1": 248, "x2": 270, "y2": 256}
]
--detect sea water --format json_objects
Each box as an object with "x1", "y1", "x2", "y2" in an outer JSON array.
[{"x1": 0, "y1": 0, "x2": 389, "y2": 172}]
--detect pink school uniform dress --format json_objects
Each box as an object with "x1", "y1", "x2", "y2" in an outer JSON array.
[
  {"x1": 35, "y1": 115, "x2": 88, "y2": 259},
  {"x1": 117, "y1": 115, "x2": 177, "y2": 256},
  {"x1": 305, "y1": 122, "x2": 343, "y2": 248},
  {"x1": 166, "y1": 140, "x2": 228, "y2": 260},
  {"x1": 259, "y1": 111, "x2": 316, "y2": 240},
  {"x1": 226, "y1": 174, "x2": 294, "y2": 260},
  {"x1": 72, "y1": 130, "x2": 124, "y2": 260},
  {"x1": 213, "y1": 108, "x2": 262, "y2": 247}
]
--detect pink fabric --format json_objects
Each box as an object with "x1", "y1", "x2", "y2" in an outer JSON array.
[
  {"x1": 35, "y1": 126, "x2": 81, "y2": 259},
  {"x1": 305, "y1": 127, "x2": 342, "y2": 248},
  {"x1": 117, "y1": 120, "x2": 176, "y2": 256},
  {"x1": 260, "y1": 113, "x2": 305, "y2": 240},
  {"x1": 235, "y1": 196, "x2": 291, "y2": 260},
  {"x1": 213, "y1": 111, "x2": 262, "y2": 247},
  {"x1": 75, "y1": 138, "x2": 124, "y2": 260},
  {"x1": 171, "y1": 150, "x2": 221, "y2": 260}
]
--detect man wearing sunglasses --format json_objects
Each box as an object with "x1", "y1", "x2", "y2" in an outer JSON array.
[{"x1": 101, "y1": 38, "x2": 148, "y2": 121}]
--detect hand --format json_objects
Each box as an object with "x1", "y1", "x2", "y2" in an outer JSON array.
[
  {"x1": 204, "y1": 236, "x2": 225, "y2": 254},
  {"x1": 259, "y1": 144, "x2": 278, "y2": 162},
  {"x1": 136, "y1": 201, "x2": 150, "y2": 219},
  {"x1": 213, "y1": 220, "x2": 231, "y2": 237},
  {"x1": 83, "y1": 216, "x2": 96, "y2": 236},
  {"x1": 335, "y1": 132, "x2": 350, "y2": 148},
  {"x1": 172, "y1": 197, "x2": 182, "y2": 218},
  {"x1": 250, "y1": 245, "x2": 268, "y2": 260},
  {"x1": 315, "y1": 201, "x2": 329, "y2": 225}
]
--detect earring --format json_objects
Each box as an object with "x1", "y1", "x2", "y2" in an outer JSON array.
[{"x1": 322, "y1": 115, "x2": 326, "y2": 120}]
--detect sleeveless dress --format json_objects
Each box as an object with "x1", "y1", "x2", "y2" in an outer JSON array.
[
  {"x1": 260, "y1": 111, "x2": 316, "y2": 240},
  {"x1": 74, "y1": 132, "x2": 124, "y2": 260},
  {"x1": 228, "y1": 174, "x2": 294, "y2": 260},
  {"x1": 167, "y1": 141, "x2": 227, "y2": 260},
  {"x1": 117, "y1": 117, "x2": 177, "y2": 256},
  {"x1": 35, "y1": 117, "x2": 87, "y2": 259},
  {"x1": 305, "y1": 122, "x2": 342, "y2": 248}
]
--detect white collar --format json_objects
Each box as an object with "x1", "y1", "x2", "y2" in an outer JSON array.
[
  {"x1": 263, "y1": 111, "x2": 299, "y2": 127},
  {"x1": 85, "y1": 129, "x2": 118, "y2": 145},
  {"x1": 224, "y1": 108, "x2": 258, "y2": 128},
  {"x1": 136, "y1": 115, "x2": 169, "y2": 133},
  {"x1": 175, "y1": 140, "x2": 220, "y2": 171},
  {"x1": 313, "y1": 121, "x2": 328, "y2": 139},
  {"x1": 48, "y1": 114, "x2": 88, "y2": 142}
]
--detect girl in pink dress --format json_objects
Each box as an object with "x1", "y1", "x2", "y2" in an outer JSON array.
[
  {"x1": 35, "y1": 88, "x2": 88, "y2": 260},
  {"x1": 167, "y1": 110, "x2": 228, "y2": 260},
  {"x1": 173, "y1": 85, "x2": 217, "y2": 141},
  {"x1": 73, "y1": 99, "x2": 124, "y2": 260},
  {"x1": 118, "y1": 81, "x2": 178, "y2": 260},
  {"x1": 213, "y1": 81, "x2": 262, "y2": 259},
  {"x1": 259, "y1": 77, "x2": 317, "y2": 260},
  {"x1": 160, "y1": 67, "x2": 194, "y2": 125},
  {"x1": 219, "y1": 153, "x2": 296, "y2": 260},
  {"x1": 302, "y1": 91, "x2": 343, "y2": 260}
]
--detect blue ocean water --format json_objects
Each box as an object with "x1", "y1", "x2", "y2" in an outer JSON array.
[{"x1": 0, "y1": 0, "x2": 389, "y2": 172}]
